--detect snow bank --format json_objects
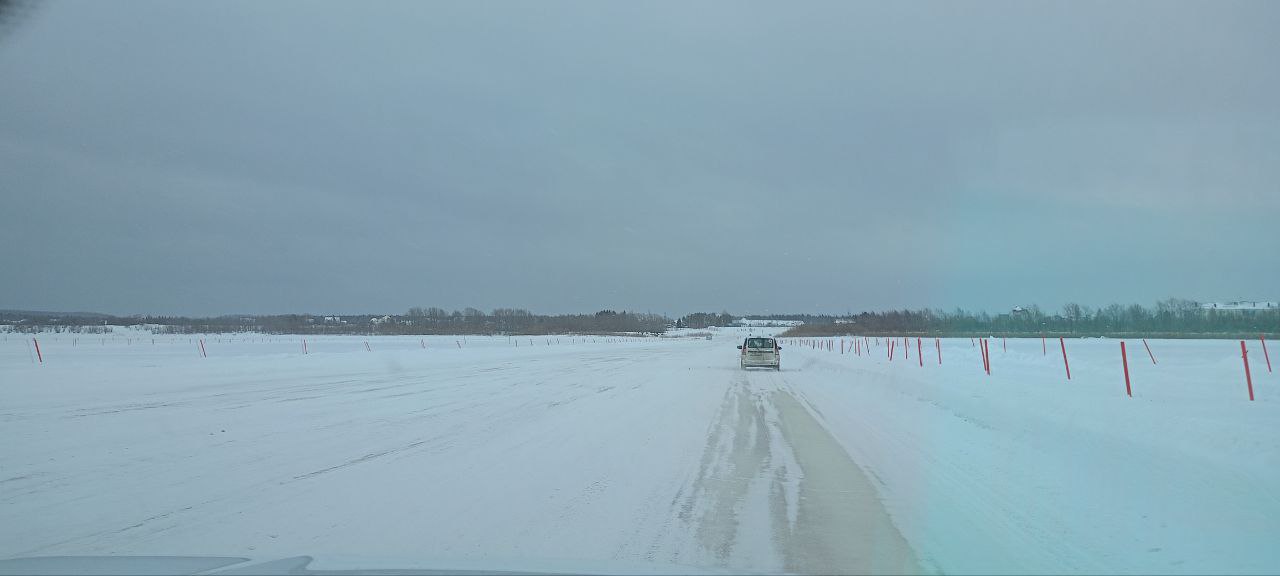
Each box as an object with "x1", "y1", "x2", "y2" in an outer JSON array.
[{"x1": 780, "y1": 336, "x2": 1279, "y2": 574}]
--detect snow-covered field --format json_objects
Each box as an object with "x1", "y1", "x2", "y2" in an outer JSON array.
[{"x1": 2, "y1": 328, "x2": 1277, "y2": 574}]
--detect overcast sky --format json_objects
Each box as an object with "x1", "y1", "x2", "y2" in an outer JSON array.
[{"x1": 1, "y1": 0, "x2": 1277, "y2": 317}]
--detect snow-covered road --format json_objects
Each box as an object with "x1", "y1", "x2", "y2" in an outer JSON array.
[{"x1": 2, "y1": 330, "x2": 1277, "y2": 574}]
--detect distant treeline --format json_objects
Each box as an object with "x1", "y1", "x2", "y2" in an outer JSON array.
[
  {"x1": 676, "y1": 312, "x2": 736, "y2": 329},
  {"x1": 778, "y1": 299, "x2": 1279, "y2": 339},
  {"x1": 0, "y1": 308, "x2": 670, "y2": 336},
  {"x1": 7, "y1": 299, "x2": 1276, "y2": 338}
]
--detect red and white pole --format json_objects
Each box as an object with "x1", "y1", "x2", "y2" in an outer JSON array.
[
  {"x1": 1059, "y1": 337, "x2": 1071, "y2": 380},
  {"x1": 1121, "y1": 341, "x2": 1132, "y2": 397},
  {"x1": 1241, "y1": 341, "x2": 1255, "y2": 401},
  {"x1": 1261, "y1": 335, "x2": 1272, "y2": 373}
]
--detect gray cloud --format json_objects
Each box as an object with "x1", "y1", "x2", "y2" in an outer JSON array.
[{"x1": 2, "y1": 0, "x2": 1277, "y2": 316}]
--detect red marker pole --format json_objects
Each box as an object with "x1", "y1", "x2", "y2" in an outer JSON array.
[
  {"x1": 1059, "y1": 337, "x2": 1071, "y2": 380},
  {"x1": 1261, "y1": 335, "x2": 1272, "y2": 373},
  {"x1": 1041, "y1": 334, "x2": 1046, "y2": 356},
  {"x1": 32, "y1": 338, "x2": 42, "y2": 363},
  {"x1": 917, "y1": 338, "x2": 923, "y2": 367},
  {"x1": 1241, "y1": 341, "x2": 1254, "y2": 401},
  {"x1": 1121, "y1": 341, "x2": 1132, "y2": 397},
  {"x1": 1142, "y1": 339, "x2": 1156, "y2": 365},
  {"x1": 936, "y1": 337, "x2": 942, "y2": 365},
  {"x1": 199, "y1": 339, "x2": 207, "y2": 358},
  {"x1": 1002, "y1": 337, "x2": 1006, "y2": 353},
  {"x1": 303, "y1": 339, "x2": 308, "y2": 355},
  {"x1": 905, "y1": 337, "x2": 910, "y2": 359},
  {"x1": 984, "y1": 339, "x2": 991, "y2": 375}
]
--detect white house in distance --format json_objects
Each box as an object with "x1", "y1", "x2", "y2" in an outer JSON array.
[
  {"x1": 1199, "y1": 300, "x2": 1277, "y2": 313},
  {"x1": 739, "y1": 318, "x2": 804, "y2": 327}
]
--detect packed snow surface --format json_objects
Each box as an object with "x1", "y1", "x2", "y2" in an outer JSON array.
[{"x1": 1, "y1": 329, "x2": 1277, "y2": 574}]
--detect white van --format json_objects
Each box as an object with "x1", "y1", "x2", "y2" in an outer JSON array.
[{"x1": 738, "y1": 337, "x2": 781, "y2": 370}]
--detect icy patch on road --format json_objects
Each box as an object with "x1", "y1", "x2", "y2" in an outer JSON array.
[{"x1": 670, "y1": 373, "x2": 921, "y2": 574}]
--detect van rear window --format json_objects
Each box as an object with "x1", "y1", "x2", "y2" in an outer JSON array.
[{"x1": 746, "y1": 338, "x2": 775, "y2": 348}]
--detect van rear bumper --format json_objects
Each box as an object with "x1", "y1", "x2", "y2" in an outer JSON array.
[{"x1": 741, "y1": 354, "x2": 780, "y2": 367}]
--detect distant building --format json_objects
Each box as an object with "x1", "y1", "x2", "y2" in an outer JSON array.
[
  {"x1": 738, "y1": 318, "x2": 804, "y2": 327},
  {"x1": 1199, "y1": 301, "x2": 1277, "y2": 313}
]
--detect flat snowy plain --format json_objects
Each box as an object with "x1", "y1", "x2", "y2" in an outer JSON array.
[{"x1": 1, "y1": 328, "x2": 1277, "y2": 574}]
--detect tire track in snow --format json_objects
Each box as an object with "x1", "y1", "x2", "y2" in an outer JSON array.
[
  {"x1": 674, "y1": 370, "x2": 923, "y2": 574},
  {"x1": 766, "y1": 374, "x2": 922, "y2": 575}
]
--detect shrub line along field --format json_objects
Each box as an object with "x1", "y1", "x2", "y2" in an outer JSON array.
[{"x1": 2, "y1": 327, "x2": 1277, "y2": 574}]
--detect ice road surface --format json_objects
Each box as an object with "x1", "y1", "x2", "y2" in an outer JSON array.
[{"x1": 2, "y1": 329, "x2": 1277, "y2": 574}]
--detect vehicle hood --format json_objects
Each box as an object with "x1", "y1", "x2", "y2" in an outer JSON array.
[{"x1": 0, "y1": 554, "x2": 745, "y2": 575}]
